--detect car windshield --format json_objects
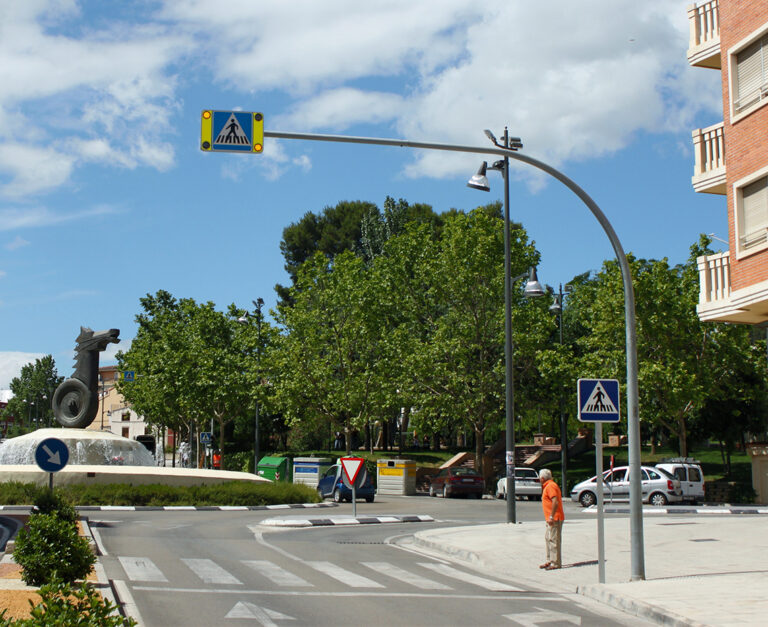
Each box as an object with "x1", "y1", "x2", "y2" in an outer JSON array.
[
  {"x1": 656, "y1": 467, "x2": 675, "y2": 479},
  {"x1": 452, "y1": 468, "x2": 477, "y2": 476}
]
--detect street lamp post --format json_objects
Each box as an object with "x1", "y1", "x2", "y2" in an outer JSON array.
[
  {"x1": 468, "y1": 128, "x2": 544, "y2": 524},
  {"x1": 238, "y1": 298, "x2": 264, "y2": 475},
  {"x1": 550, "y1": 284, "x2": 572, "y2": 494}
]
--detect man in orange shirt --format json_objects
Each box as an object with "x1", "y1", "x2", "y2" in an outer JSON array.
[{"x1": 539, "y1": 468, "x2": 564, "y2": 570}]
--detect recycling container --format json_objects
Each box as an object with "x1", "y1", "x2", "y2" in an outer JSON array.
[
  {"x1": 376, "y1": 459, "x2": 416, "y2": 495},
  {"x1": 292, "y1": 457, "x2": 334, "y2": 488},
  {"x1": 257, "y1": 456, "x2": 291, "y2": 482}
]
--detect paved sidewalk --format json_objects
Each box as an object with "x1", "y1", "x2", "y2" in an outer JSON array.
[{"x1": 411, "y1": 513, "x2": 768, "y2": 626}]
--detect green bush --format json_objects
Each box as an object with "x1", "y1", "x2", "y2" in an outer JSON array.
[
  {"x1": 223, "y1": 451, "x2": 253, "y2": 473},
  {"x1": 32, "y1": 488, "x2": 77, "y2": 524},
  {"x1": 0, "y1": 580, "x2": 136, "y2": 627},
  {"x1": 13, "y1": 514, "x2": 95, "y2": 586}
]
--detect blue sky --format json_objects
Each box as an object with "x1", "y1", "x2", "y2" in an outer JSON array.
[{"x1": 0, "y1": 0, "x2": 726, "y2": 389}]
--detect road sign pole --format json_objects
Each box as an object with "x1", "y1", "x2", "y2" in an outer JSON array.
[
  {"x1": 352, "y1": 485, "x2": 357, "y2": 517},
  {"x1": 596, "y1": 422, "x2": 605, "y2": 583},
  {"x1": 49, "y1": 472, "x2": 53, "y2": 491}
]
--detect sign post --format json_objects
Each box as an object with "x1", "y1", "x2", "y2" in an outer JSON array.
[
  {"x1": 340, "y1": 457, "x2": 365, "y2": 517},
  {"x1": 578, "y1": 378, "x2": 620, "y2": 584},
  {"x1": 34, "y1": 437, "x2": 70, "y2": 490}
]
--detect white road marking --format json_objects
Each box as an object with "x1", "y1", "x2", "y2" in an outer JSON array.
[
  {"x1": 305, "y1": 561, "x2": 385, "y2": 588},
  {"x1": 504, "y1": 606, "x2": 581, "y2": 625},
  {"x1": 360, "y1": 561, "x2": 451, "y2": 590},
  {"x1": 418, "y1": 563, "x2": 523, "y2": 591},
  {"x1": 181, "y1": 558, "x2": 242, "y2": 585},
  {"x1": 226, "y1": 601, "x2": 296, "y2": 624},
  {"x1": 243, "y1": 560, "x2": 313, "y2": 587},
  {"x1": 118, "y1": 556, "x2": 168, "y2": 582}
]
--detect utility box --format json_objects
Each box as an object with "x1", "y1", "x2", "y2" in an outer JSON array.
[
  {"x1": 292, "y1": 457, "x2": 334, "y2": 488},
  {"x1": 257, "y1": 456, "x2": 291, "y2": 482},
  {"x1": 376, "y1": 459, "x2": 416, "y2": 495}
]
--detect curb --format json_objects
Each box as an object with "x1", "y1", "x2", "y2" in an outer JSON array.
[
  {"x1": 410, "y1": 533, "x2": 483, "y2": 564},
  {"x1": 261, "y1": 514, "x2": 434, "y2": 527},
  {"x1": 0, "y1": 502, "x2": 338, "y2": 513},
  {"x1": 577, "y1": 584, "x2": 707, "y2": 627},
  {"x1": 583, "y1": 506, "x2": 768, "y2": 515}
]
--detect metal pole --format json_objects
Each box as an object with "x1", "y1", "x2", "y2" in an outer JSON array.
[
  {"x1": 596, "y1": 422, "x2": 606, "y2": 583},
  {"x1": 254, "y1": 298, "x2": 263, "y2": 474},
  {"x1": 264, "y1": 129, "x2": 644, "y2": 580},
  {"x1": 501, "y1": 129, "x2": 516, "y2": 525},
  {"x1": 558, "y1": 285, "x2": 568, "y2": 495}
]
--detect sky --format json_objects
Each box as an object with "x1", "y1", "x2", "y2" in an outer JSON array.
[{"x1": 0, "y1": 0, "x2": 727, "y2": 390}]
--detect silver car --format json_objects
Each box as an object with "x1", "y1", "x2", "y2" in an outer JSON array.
[
  {"x1": 495, "y1": 467, "x2": 541, "y2": 500},
  {"x1": 570, "y1": 465, "x2": 683, "y2": 507}
]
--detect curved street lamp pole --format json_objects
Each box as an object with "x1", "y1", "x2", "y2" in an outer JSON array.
[{"x1": 264, "y1": 129, "x2": 644, "y2": 581}]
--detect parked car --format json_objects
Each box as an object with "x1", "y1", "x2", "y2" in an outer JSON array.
[
  {"x1": 429, "y1": 467, "x2": 485, "y2": 498},
  {"x1": 570, "y1": 465, "x2": 683, "y2": 507},
  {"x1": 656, "y1": 459, "x2": 705, "y2": 504},
  {"x1": 495, "y1": 468, "x2": 541, "y2": 500},
  {"x1": 316, "y1": 463, "x2": 375, "y2": 503}
]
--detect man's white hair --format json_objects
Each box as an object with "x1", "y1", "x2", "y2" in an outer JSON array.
[{"x1": 539, "y1": 468, "x2": 552, "y2": 481}]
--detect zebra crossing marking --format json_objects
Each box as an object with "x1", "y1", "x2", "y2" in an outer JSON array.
[
  {"x1": 118, "y1": 556, "x2": 168, "y2": 582},
  {"x1": 305, "y1": 561, "x2": 385, "y2": 588},
  {"x1": 418, "y1": 562, "x2": 523, "y2": 591},
  {"x1": 360, "y1": 561, "x2": 451, "y2": 590},
  {"x1": 182, "y1": 558, "x2": 242, "y2": 585},
  {"x1": 243, "y1": 560, "x2": 313, "y2": 587}
]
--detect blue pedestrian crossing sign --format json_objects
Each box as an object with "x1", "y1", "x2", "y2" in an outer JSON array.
[
  {"x1": 200, "y1": 432, "x2": 213, "y2": 445},
  {"x1": 35, "y1": 437, "x2": 70, "y2": 473},
  {"x1": 577, "y1": 378, "x2": 620, "y2": 423},
  {"x1": 200, "y1": 110, "x2": 264, "y2": 153}
]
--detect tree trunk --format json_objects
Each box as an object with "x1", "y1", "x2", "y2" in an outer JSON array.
[
  {"x1": 677, "y1": 413, "x2": 688, "y2": 458},
  {"x1": 474, "y1": 427, "x2": 485, "y2": 475}
]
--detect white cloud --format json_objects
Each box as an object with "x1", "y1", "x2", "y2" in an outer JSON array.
[
  {"x1": 0, "y1": 351, "x2": 45, "y2": 390},
  {"x1": 0, "y1": 144, "x2": 75, "y2": 196},
  {"x1": 5, "y1": 235, "x2": 30, "y2": 251},
  {"x1": 280, "y1": 88, "x2": 404, "y2": 131},
  {"x1": 0, "y1": 205, "x2": 118, "y2": 232},
  {"x1": 0, "y1": 269, "x2": 6, "y2": 278}
]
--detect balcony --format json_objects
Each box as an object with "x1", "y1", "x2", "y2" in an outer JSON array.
[
  {"x1": 687, "y1": 1, "x2": 721, "y2": 68},
  {"x1": 691, "y1": 122, "x2": 726, "y2": 194},
  {"x1": 697, "y1": 252, "x2": 768, "y2": 323}
]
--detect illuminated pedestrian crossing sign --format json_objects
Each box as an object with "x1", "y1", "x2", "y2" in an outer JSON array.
[
  {"x1": 200, "y1": 110, "x2": 264, "y2": 153},
  {"x1": 577, "y1": 378, "x2": 620, "y2": 423}
]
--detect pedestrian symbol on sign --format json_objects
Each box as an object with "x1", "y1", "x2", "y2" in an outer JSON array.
[
  {"x1": 577, "y1": 378, "x2": 620, "y2": 423},
  {"x1": 581, "y1": 381, "x2": 617, "y2": 414},
  {"x1": 215, "y1": 113, "x2": 249, "y2": 146}
]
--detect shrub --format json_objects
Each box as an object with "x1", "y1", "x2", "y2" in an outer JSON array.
[
  {"x1": 13, "y1": 514, "x2": 95, "y2": 586},
  {"x1": 2, "y1": 580, "x2": 136, "y2": 627},
  {"x1": 32, "y1": 488, "x2": 78, "y2": 524}
]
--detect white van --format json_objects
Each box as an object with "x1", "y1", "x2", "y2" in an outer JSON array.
[{"x1": 656, "y1": 459, "x2": 705, "y2": 504}]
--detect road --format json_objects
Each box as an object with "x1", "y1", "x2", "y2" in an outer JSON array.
[{"x1": 92, "y1": 496, "x2": 648, "y2": 626}]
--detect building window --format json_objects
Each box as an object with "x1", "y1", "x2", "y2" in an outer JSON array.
[
  {"x1": 122, "y1": 427, "x2": 130, "y2": 438},
  {"x1": 737, "y1": 174, "x2": 768, "y2": 252},
  {"x1": 122, "y1": 412, "x2": 130, "y2": 422},
  {"x1": 730, "y1": 25, "x2": 768, "y2": 120}
]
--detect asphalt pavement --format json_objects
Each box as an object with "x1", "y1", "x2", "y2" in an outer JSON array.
[{"x1": 408, "y1": 506, "x2": 768, "y2": 626}]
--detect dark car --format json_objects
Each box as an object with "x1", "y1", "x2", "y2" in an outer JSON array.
[
  {"x1": 429, "y1": 467, "x2": 485, "y2": 498},
  {"x1": 316, "y1": 463, "x2": 375, "y2": 503}
]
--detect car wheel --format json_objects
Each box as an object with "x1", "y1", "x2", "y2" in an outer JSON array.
[
  {"x1": 579, "y1": 491, "x2": 597, "y2": 508},
  {"x1": 649, "y1": 492, "x2": 668, "y2": 507},
  {"x1": 442, "y1": 485, "x2": 449, "y2": 499},
  {"x1": 333, "y1": 488, "x2": 342, "y2": 503},
  {"x1": 365, "y1": 495, "x2": 374, "y2": 503}
]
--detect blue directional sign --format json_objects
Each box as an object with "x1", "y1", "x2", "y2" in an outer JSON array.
[
  {"x1": 34, "y1": 438, "x2": 70, "y2": 473},
  {"x1": 577, "y1": 378, "x2": 620, "y2": 423},
  {"x1": 200, "y1": 432, "x2": 213, "y2": 445}
]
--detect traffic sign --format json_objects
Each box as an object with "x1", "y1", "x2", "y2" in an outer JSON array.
[
  {"x1": 200, "y1": 110, "x2": 264, "y2": 153},
  {"x1": 34, "y1": 438, "x2": 70, "y2": 473},
  {"x1": 340, "y1": 457, "x2": 365, "y2": 486},
  {"x1": 200, "y1": 432, "x2": 213, "y2": 444},
  {"x1": 121, "y1": 371, "x2": 135, "y2": 382},
  {"x1": 577, "y1": 378, "x2": 620, "y2": 423}
]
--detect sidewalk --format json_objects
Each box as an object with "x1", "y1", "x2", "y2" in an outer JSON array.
[{"x1": 410, "y1": 512, "x2": 768, "y2": 626}]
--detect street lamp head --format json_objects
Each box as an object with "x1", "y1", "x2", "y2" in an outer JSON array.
[
  {"x1": 523, "y1": 267, "x2": 546, "y2": 298},
  {"x1": 484, "y1": 129, "x2": 497, "y2": 145},
  {"x1": 467, "y1": 162, "x2": 491, "y2": 192},
  {"x1": 237, "y1": 313, "x2": 249, "y2": 324}
]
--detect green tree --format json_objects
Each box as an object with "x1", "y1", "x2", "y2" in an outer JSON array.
[
  {"x1": 2, "y1": 356, "x2": 62, "y2": 433},
  {"x1": 269, "y1": 251, "x2": 386, "y2": 454}
]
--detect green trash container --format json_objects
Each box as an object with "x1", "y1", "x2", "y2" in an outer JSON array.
[{"x1": 257, "y1": 456, "x2": 291, "y2": 482}]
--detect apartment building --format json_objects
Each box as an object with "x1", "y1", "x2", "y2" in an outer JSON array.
[{"x1": 689, "y1": 0, "x2": 768, "y2": 324}]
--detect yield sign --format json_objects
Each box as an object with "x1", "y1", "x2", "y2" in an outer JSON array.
[{"x1": 340, "y1": 457, "x2": 365, "y2": 485}]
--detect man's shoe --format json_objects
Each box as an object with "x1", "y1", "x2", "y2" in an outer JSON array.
[
  {"x1": 544, "y1": 564, "x2": 561, "y2": 570},
  {"x1": 539, "y1": 562, "x2": 551, "y2": 569}
]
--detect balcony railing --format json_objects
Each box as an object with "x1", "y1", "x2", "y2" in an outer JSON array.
[
  {"x1": 691, "y1": 122, "x2": 726, "y2": 194},
  {"x1": 697, "y1": 251, "x2": 730, "y2": 312},
  {"x1": 687, "y1": 1, "x2": 720, "y2": 68}
]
